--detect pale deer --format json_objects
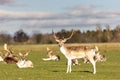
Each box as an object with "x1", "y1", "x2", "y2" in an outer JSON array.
[
  {"x1": 16, "y1": 50, "x2": 33, "y2": 68},
  {"x1": 42, "y1": 47, "x2": 60, "y2": 61},
  {"x1": 52, "y1": 30, "x2": 98, "y2": 74}
]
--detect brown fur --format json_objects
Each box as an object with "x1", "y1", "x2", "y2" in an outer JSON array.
[{"x1": 66, "y1": 46, "x2": 95, "y2": 51}]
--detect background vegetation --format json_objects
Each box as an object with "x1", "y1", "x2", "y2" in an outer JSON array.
[
  {"x1": 1, "y1": 24, "x2": 120, "y2": 45},
  {"x1": 0, "y1": 43, "x2": 120, "y2": 80}
]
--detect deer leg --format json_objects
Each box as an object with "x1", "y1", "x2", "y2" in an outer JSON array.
[
  {"x1": 89, "y1": 58, "x2": 96, "y2": 74},
  {"x1": 67, "y1": 59, "x2": 72, "y2": 73},
  {"x1": 42, "y1": 58, "x2": 51, "y2": 61}
]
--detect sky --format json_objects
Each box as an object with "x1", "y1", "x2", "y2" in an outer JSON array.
[{"x1": 0, "y1": 0, "x2": 120, "y2": 35}]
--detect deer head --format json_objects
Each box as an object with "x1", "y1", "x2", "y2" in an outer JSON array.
[
  {"x1": 52, "y1": 29, "x2": 74, "y2": 47},
  {"x1": 19, "y1": 50, "x2": 31, "y2": 60},
  {"x1": 17, "y1": 50, "x2": 33, "y2": 68}
]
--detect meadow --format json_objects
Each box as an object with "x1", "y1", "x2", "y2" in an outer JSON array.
[{"x1": 0, "y1": 43, "x2": 120, "y2": 80}]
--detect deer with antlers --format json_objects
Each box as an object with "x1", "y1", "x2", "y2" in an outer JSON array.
[
  {"x1": 42, "y1": 47, "x2": 60, "y2": 61},
  {"x1": 16, "y1": 50, "x2": 33, "y2": 68},
  {"x1": 52, "y1": 30, "x2": 101, "y2": 74},
  {"x1": 3, "y1": 43, "x2": 19, "y2": 64}
]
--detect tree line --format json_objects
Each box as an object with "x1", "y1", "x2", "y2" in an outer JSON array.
[{"x1": 0, "y1": 24, "x2": 120, "y2": 45}]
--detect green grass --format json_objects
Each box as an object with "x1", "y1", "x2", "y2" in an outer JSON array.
[{"x1": 0, "y1": 43, "x2": 120, "y2": 80}]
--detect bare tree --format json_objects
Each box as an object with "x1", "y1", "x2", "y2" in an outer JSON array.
[{"x1": 96, "y1": 24, "x2": 103, "y2": 42}]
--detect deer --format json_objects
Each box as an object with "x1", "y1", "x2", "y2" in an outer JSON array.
[
  {"x1": 42, "y1": 47, "x2": 60, "y2": 61},
  {"x1": 52, "y1": 30, "x2": 99, "y2": 74},
  {"x1": 16, "y1": 50, "x2": 33, "y2": 68},
  {"x1": 71, "y1": 59, "x2": 79, "y2": 65},
  {"x1": 83, "y1": 51, "x2": 106, "y2": 63},
  {"x1": 3, "y1": 43, "x2": 19, "y2": 64},
  {"x1": 70, "y1": 50, "x2": 106, "y2": 65}
]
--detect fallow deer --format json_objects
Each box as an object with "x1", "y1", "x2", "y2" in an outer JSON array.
[
  {"x1": 52, "y1": 30, "x2": 99, "y2": 74},
  {"x1": 3, "y1": 43, "x2": 19, "y2": 64},
  {"x1": 83, "y1": 51, "x2": 106, "y2": 64},
  {"x1": 71, "y1": 50, "x2": 106, "y2": 65},
  {"x1": 16, "y1": 50, "x2": 33, "y2": 68},
  {"x1": 42, "y1": 47, "x2": 60, "y2": 61}
]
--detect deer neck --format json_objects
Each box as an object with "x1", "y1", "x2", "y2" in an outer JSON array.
[{"x1": 60, "y1": 45, "x2": 69, "y2": 56}]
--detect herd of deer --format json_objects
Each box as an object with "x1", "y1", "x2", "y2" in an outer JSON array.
[
  {"x1": 0, "y1": 43, "x2": 33, "y2": 68},
  {"x1": 0, "y1": 30, "x2": 106, "y2": 74}
]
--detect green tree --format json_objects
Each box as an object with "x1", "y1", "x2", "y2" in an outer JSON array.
[
  {"x1": 112, "y1": 25, "x2": 120, "y2": 41},
  {"x1": 13, "y1": 29, "x2": 29, "y2": 43},
  {"x1": 33, "y1": 33, "x2": 42, "y2": 44},
  {"x1": 0, "y1": 33, "x2": 11, "y2": 44}
]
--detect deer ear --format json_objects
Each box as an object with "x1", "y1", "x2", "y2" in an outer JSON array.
[
  {"x1": 47, "y1": 47, "x2": 50, "y2": 51},
  {"x1": 25, "y1": 52, "x2": 29, "y2": 57},
  {"x1": 19, "y1": 52, "x2": 23, "y2": 56},
  {"x1": 25, "y1": 50, "x2": 31, "y2": 57}
]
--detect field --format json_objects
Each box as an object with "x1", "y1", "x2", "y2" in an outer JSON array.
[{"x1": 0, "y1": 43, "x2": 120, "y2": 80}]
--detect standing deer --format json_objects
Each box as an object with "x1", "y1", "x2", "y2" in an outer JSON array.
[
  {"x1": 52, "y1": 30, "x2": 99, "y2": 74},
  {"x1": 16, "y1": 50, "x2": 33, "y2": 68},
  {"x1": 42, "y1": 47, "x2": 60, "y2": 61}
]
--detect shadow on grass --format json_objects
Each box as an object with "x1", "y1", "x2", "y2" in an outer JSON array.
[
  {"x1": 52, "y1": 70, "x2": 59, "y2": 72},
  {"x1": 79, "y1": 70, "x2": 93, "y2": 74},
  {"x1": 52, "y1": 70, "x2": 93, "y2": 74},
  {"x1": 51, "y1": 70, "x2": 65, "y2": 72}
]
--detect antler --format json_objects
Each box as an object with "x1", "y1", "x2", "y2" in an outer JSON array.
[
  {"x1": 46, "y1": 47, "x2": 53, "y2": 57},
  {"x1": 19, "y1": 50, "x2": 31, "y2": 58},
  {"x1": 52, "y1": 29, "x2": 75, "y2": 43},
  {"x1": 4, "y1": 43, "x2": 14, "y2": 54},
  {"x1": 4, "y1": 43, "x2": 9, "y2": 52},
  {"x1": 52, "y1": 29, "x2": 60, "y2": 42},
  {"x1": 64, "y1": 30, "x2": 74, "y2": 41},
  {"x1": 25, "y1": 50, "x2": 31, "y2": 57}
]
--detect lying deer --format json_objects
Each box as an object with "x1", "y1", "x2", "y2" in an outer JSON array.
[
  {"x1": 70, "y1": 50, "x2": 106, "y2": 65},
  {"x1": 16, "y1": 50, "x2": 33, "y2": 68},
  {"x1": 71, "y1": 59, "x2": 79, "y2": 65},
  {"x1": 83, "y1": 51, "x2": 106, "y2": 63},
  {"x1": 42, "y1": 47, "x2": 60, "y2": 61},
  {"x1": 3, "y1": 43, "x2": 19, "y2": 64},
  {"x1": 52, "y1": 30, "x2": 99, "y2": 74}
]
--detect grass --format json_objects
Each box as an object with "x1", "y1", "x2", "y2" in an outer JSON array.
[{"x1": 0, "y1": 43, "x2": 120, "y2": 80}]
